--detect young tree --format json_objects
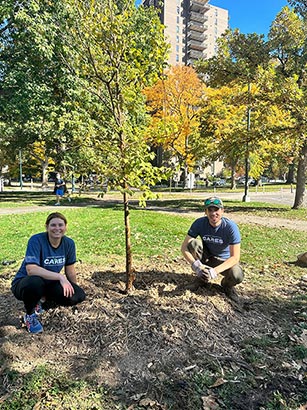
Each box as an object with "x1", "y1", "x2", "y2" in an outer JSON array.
[{"x1": 61, "y1": 0, "x2": 169, "y2": 291}]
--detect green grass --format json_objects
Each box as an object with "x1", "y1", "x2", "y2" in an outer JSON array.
[
  {"x1": 0, "y1": 207, "x2": 188, "y2": 266},
  {"x1": 0, "y1": 365, "x2": 117, "y2": 410},
  {"x1": 1, "y1": 202, "x2": 306, "y2": 268}
]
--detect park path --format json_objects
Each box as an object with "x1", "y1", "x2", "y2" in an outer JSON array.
[
  {"x1": 0, "y1": 202, "x2": 307, "y2": 231},
  {"x1": 0, "y1": 206, "x2": 59, "y2": 216}
]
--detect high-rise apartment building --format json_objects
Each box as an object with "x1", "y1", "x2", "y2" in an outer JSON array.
[
  {"x1": 206, "y1": 5, "x2": 229, "y2": 59},
  {"x1": 142, "y1": 0, "x2": 228, "y2": 66}
]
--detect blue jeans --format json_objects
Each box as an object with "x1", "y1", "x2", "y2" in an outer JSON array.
[{"x1": 11, "y1": 275, "x2": 86, "y2": 314}]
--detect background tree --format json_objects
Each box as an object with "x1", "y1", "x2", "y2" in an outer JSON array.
[
  {"x1": 268, "y1": 5, "x2": 307, "y2": 208},
  {"x1": 144, "y1": 65, "x2": 203, "y2": 185},
  {"x1": 0, "y1": 0, "x2": 89, "y2": 185},
  {"x1": 196, "y1": 30, "x2": 271, "y2": 200},
  {"x1": 196, "y1": 74, "x2": 294, "y2": 189}
]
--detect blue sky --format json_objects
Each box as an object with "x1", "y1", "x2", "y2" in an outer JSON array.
[{"x1": 210, "y1": 0, "x2": 288, "y2": 36}]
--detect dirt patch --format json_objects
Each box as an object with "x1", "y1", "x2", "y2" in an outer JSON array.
[{"x1": 1, "y1": 258, "x2": 306, "y2": 409}]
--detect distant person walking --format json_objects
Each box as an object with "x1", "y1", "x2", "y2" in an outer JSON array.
[
  {"x1": 11, "y1": 212, "x2": 86, "y2": 334},
  {"x1": 54, "y1": 172, "x2": 70, "y2": 205}
]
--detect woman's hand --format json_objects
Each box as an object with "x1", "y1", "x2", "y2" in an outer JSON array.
[{"x1": 59, "y1": 276, "x2": 75, "y2": 298}]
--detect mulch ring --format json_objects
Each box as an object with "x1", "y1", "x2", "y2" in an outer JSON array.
[{"x1": 0, "y1": 258, "x2": 306, "y2": 409}]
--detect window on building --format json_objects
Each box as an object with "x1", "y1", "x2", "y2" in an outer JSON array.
[
  {"x1": 176, "y1": 25, "x2": 179, "y2": 33},
  {"x1": 176, "y1": 35, "x2": 179, "y2": 43},
  {"x1": 177, "y1": 6, "x2": 180, "y2": 14},
  {"x1": 176, "y1": 54, "x2": 179, "y2": 62}
]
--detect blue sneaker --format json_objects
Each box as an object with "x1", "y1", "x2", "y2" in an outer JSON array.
[{"x1": 23, "y1": 313, "x2": 43, "y2": 334}]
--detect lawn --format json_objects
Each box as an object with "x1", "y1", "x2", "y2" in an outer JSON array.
[{"x1": 0, "y1": 191, "x2": 306, "y2": 409}]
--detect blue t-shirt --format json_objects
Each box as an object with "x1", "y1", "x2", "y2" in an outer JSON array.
[
  {"x1": 187, "y1": 216, "x2": 241, "y2": 260},
  {"x1": 55, "y1": 178, "x2": 65, "y2": 195},
  {"x1": 12, "y1": 232, "x2": 77, "y2": 285}
]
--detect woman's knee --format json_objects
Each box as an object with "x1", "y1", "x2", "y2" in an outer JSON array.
[
  {"x1": 70, "y1": 285, "x2": 86, "y2": 305},
  {"x1": 13, "y1": 276, "x2": 46, "y2": 299}
]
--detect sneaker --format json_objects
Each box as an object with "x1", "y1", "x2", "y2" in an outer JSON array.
[
  {"x1": 55, "y1": 202, "x2": 60, "y2": 206},
  {"x1": 34, "y1": 302, "x2": 45, "y2": 315},
  {"x1": 67, "y1": 197, "x2": 71, "y2": 202},
  {"x1": 23, "y1": 313, "x2": 43, "y2": 334}
]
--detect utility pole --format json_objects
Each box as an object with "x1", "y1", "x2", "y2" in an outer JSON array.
[
  {"x1": 243, "y1": 82, "x2": 251, "y2": 202},
  {"x1": 19, "y1": 149, "x2": 23, "y2": 190}
]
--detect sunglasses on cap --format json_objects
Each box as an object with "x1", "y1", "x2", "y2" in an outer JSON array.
[{"x1": 204, "y1": 198, "x2": 223, "y2": 208}]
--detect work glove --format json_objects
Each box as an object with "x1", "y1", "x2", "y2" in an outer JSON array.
[{"x1": 191, "y1": 260, "x2": 218, "y2": 281}]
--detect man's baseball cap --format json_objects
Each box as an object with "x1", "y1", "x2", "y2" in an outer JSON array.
[{"x1": 204, "y1": 197, "x2": 224, "y2": 209}]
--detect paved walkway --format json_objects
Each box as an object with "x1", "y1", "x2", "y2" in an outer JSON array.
[
  {"x1": 218, "y1": 189, "x2": 296, "y2": 207},
  {"x1": 0, "y1": 188, "x2": 305, "y2": 230},
  {"x1": 0, "y1": 205, "x2": 60, "y2": 215}
]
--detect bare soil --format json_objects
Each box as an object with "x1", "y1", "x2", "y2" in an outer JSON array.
[{"x1": 0, "y1": 207, "x2": 307, "y2": 409}]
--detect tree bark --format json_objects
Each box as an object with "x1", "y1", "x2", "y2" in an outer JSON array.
[
  {"x1": 293, "y1": 142, "x2": 307, "y2": 209},
  {"x1": 124, "y1": 190, "x2": 135, "y2": 293},
  {"x1": 230, "y1": 163, "x2": 237, "y2": 190},
  {"x1": 41, "y1": 156, "x2": 49, "y2": 187},
  {"x1": 286, "y1": 163, "x2": 295, "y2": 184}
]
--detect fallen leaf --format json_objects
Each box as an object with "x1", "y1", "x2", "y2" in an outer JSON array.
[
  {"x1": 139, "y1": 397, "x2": 158, "y2": 407},
  {"x1": 209, "y1": 377, "x2": 227, "y2": 388},
  {"x1": 202, "y1": 394, "x2": 219, "y2": 409}
]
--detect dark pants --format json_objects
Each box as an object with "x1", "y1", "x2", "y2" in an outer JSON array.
[
  {"x1": 11, "y1": 275, "x2": 86, "y2": 314},
  {"x1": 187, "y1": 238, "x2": 244, "y2": 288}
]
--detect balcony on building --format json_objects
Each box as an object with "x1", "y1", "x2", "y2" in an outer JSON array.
[
  {"x1": 188, "y1": 21, "x2": 206, "y2": 33},
  {"x1": 188, "y1": 39, "x2": 205, "y2": 51},
  {"x1": 189, "y1": 11, "x2": 208, "y2": 24},
  {"x1": 188, "y1": 31, "x2": 207, "y2": 42},
  {"x1": 189, "y1": 0, "x2": 210, "y2": 13},
  {"x1": 187, "y1": 49, "x2": 204, "y2": 59}
]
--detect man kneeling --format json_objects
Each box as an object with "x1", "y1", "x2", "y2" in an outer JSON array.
[{"x1": 181, "y1": 196, "x2": 244, "y2": 302}]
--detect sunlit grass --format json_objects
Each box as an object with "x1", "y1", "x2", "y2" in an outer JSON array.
[{"x1": 1, "y1": 203, "x2": 307, "y2": 272}]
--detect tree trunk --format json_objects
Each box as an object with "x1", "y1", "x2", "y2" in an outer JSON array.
[
  {"x1": 230, "y1": 164, "x2": 236, "y2": 189},
  {"x1": 293, "y1": 142, "x2": 307, "y2": 209},
  {"x1": 286, "y1": 163, "x2": 295, "y2": 184},
  {"x1": 124, "y1": 190, "x2": 135, "y2": 293},
  {"x1": 41, "y1": 155, "x2": 49, "y2": 187}
]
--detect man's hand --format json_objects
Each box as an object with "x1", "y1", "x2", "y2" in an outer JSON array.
[
  {"x1": 191, "y1": 260, "x2": 218, "y2": 281},
  {"x1": 59, "y1": 276, "x2": 75, "y2": 298}
]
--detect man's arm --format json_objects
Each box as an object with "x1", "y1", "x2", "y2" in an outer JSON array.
[
  {"x1": 181, "y1": 235, "x2": 197, "y2": 265},
  {"x1": 214, "y1": 243, "x2": 241, "y2": 274}
]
